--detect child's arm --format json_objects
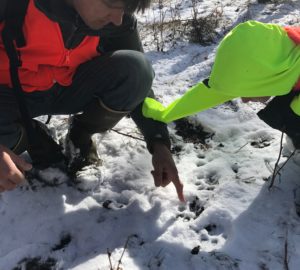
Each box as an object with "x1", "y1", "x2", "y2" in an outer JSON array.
[{"x1": 142, "y1": 80, "x2": 233, "y2": 123}]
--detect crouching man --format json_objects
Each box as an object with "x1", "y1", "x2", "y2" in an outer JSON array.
[{"x1": 0, "y1": 0, "x2": 184, "y2": 201}]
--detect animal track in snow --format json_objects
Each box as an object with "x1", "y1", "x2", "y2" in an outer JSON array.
[
  {"x1": 196, "y1": 171, "x2": 220, "y2": 192},
  {"x1": 13, "y1": 257, "x2": 57, "y2": 270},
  {"x1": 51, "y1": 233, "x2": 72, "y2": 252},
  {"x1": 198, "y1": 224, "x2": 228, "y2": 251},
  {"x1": 176, "y1": 196, "x2": 205, "y2": 221}
]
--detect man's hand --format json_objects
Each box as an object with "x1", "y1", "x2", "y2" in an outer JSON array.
[
  {"x1": 151, "y1": 142, "x2": 185, "y2": 202},
  {"x1": 0, "y1": 145, "x2": 32, "y2": 192}
]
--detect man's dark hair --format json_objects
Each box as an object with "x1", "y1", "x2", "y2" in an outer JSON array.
[{"x1": 124, "y1": 0, "x2": 151, "y2": 13}]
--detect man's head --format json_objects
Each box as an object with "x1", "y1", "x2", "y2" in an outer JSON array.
[{"x1": 66, "y1": 0, "x2": 150, "y2": 29}]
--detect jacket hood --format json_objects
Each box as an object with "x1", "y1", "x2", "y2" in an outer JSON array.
[{"x1": 209, "y1": 20, "x2": 300, "y2": 97}]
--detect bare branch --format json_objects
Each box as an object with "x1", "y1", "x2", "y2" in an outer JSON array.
[
  {"x1": 234, "y1": 142, "x2": 249, "y2": 153},
  {"x1": 269, "y1": 132, "x2": 296, "y2": 189},
  {"x1": 107, "y1": 248, "x2": 113, "y2": 270},
  {"x1": 116, "y1": 236, "x2": 131, "y2": 270},
  {"x1": 111, "y1": 129, "x2": 145, "y2": 142},
  {"x1": 269, "y1": 132, "x2": 284, "y2": 189},
  {"x1": 284, "y1": 227, "x2": 289, "y2": 270}
]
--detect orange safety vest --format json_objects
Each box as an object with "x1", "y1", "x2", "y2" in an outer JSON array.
[{"x1": 0, "y1": 0, "x2": 100, "y2": 92}]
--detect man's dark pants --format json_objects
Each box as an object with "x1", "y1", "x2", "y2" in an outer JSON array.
[{"x1": 0, "y1": 50, "x2": 154, "y2": 150}]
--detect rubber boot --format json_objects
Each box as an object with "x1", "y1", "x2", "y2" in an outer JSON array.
[
  {"x1": 12, "y1": 120, "x2": 66, "y2": 169},
  {"x1": 66, "y1": 98, "x2": 128, "y2": 173},
  {"x1": 12, "y1": 124, "x2": 28, "y2": 155},
  {"x1": 11, "y1": 120, "x2": 68, "y2": 186}
]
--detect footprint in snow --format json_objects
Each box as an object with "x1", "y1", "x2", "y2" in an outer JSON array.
[
  {"x1": 195, "y1": 171, "x2": 220, "y2": 192},
  {"x1": 176, "y1": 196, "x2": 205, "y2": 221},
  {"x1": 51, "y1": 233, "x2": 72, "y2": 252},
  {"x1": 13, "y1": 257, "x2": 57, "y2": 270}
]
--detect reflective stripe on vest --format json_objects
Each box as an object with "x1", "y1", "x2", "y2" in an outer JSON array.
[{"x1": 0, "y1": 0, "x2": 100, "y2": 92}]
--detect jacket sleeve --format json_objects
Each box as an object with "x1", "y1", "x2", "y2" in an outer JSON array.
[
  {"x1": 130, "y1": 92, "x2": 171, "y2": 153},
  {"x1": 257, "y1": 92, "x2": 300, "y2": 148},
  {"x1": 142, "y1": 80, "x2": 233, "y2": 123},
  {"x1": 98, "y1": 14, "x2": 171, "y2": 153}
]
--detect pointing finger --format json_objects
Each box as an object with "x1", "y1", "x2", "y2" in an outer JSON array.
[{"x1": 172, "y1": 176, "x2": 185, "y2": 202}]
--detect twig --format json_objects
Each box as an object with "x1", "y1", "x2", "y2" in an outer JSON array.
[
  {"x1": 284, "y1": 227, "x2": 289, "y2": 270},
  {"x1": 116, "y1": 236, "x2": 131, "y2": 270},
  {"x1": 111, "y1": 129, "x2": 144, "y2": 142},
  {"x1": 264, "y1": 160, "x2": 274, "y2": 174},
  {"x1": 234, "y1": 142, "x2": 248, "y2": 153},
  {"x1": 269, "y1": 132, "x2": 285, "y2": 189},
  {"x1": 107, "y1": 248, "x2": 113, "y2": 270},
  {"x1": 276, "y1": 150, "x2": 296, "y2": 173},
  {"x1": 269, "y1": 132, "x2": 296, "y2": 189},
  {"x1": 147, "y1": 248, "x2": 165, "y2": 268}
]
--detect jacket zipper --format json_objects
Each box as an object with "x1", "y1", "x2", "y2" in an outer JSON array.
[{"x1": 65, "y1": 26, "x2": 80, "y2": 49}]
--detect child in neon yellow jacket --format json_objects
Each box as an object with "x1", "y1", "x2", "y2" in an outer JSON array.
[{"x1": 142, "y1": 20, "x2": 300, "y2": 147}]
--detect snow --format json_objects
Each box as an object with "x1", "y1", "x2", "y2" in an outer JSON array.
[{"x1": 1, "y1": 0, "x2": 300, "y2": 269}]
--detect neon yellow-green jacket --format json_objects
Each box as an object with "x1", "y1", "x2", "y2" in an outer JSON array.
[{"x1": 142, "y1": 21, "x2": 300, "y2": 123}]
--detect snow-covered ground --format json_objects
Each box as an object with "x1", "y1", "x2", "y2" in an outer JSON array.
[{"x1": 1, "y1": 0, "x2": 300, "y2": 269}]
